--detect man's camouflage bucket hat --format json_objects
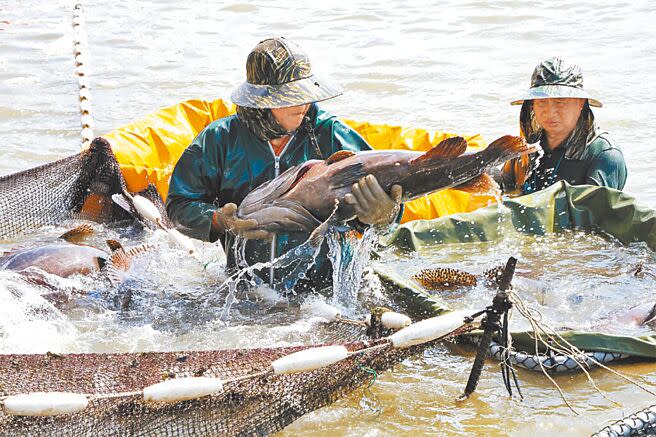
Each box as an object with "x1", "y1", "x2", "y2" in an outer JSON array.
[
  {"x1": 511, "y1": 57, "x2": 603, "y2": 108},
  {"x1": 231, "y1": 37, "x2": 343, "y2": 109}
]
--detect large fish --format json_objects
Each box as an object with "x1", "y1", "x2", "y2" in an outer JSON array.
[
  {"x1": 238, "y1": 135, "x2": 538, "y2": 232},
  {"x1": 0, "y1": 225, "x2": 149, "y2": 285}
]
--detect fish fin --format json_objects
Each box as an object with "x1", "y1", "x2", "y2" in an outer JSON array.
[
  {"x1": 328, "y1": 163, "x2": 367, "y2": 189},
  {"x1": 308, "y1": 200, "x2": 341, "y2": 247},
  {"x1": 109, "y1": 249, "x2": 131, "y2": 272},
  {"x1": 412, "y1": 267, "x2": 477, "y2": 290},
  {"x1": 103, "y1": 244, "x2": 150, "y2": 286},
  {"x1": 104, "y1": 263, "x2": 124, "y2": 286},
  {"x1": 239, "y1": 163, "x2": 317, "y2": 216},
  {"x1": 453, "y1": 173, "x2": 500, "y2": 194},
  {"x1": 103, "y1": 248, "x2": 131, "y2": 286},
  {"x1": 409, "y1": 136, "x2": 468, "y2": 165},
  {"x1": 483, "y1": 135, "x2": 536, "y2": 159},
  {"x1": 326, "y1": 150, "x2": 356, "y2": 165},
  {"x1": 106, "y1": 239, "x2": 124, "y2": 252},
  {"x1": 59, "y1": 224, "x2": 95, "y2": 243},
  {"x1": 124, "y1": 243, "x2": 152, "y2": 258},
  {"x1": 271, "y1": 200, "x2": 322, "y2": 228},
  {"x1": 643, "y1": 303, "x2": 656, "y2": 326}
]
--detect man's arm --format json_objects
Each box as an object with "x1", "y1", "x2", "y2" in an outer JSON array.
[
  {"x1": 166, "y1": 131, "x2": 223, "y2": 242},
  {"x1": 585, "y1": 148, "x2": 627, "y2": 191}
]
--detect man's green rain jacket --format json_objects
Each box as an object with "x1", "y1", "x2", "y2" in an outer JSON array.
[
  {"x1": 166, "y1": 104, "x2": 372, "y2": 290},
  {"x1": 501, "y1": 131, "x2": 627, "y2": 195}
]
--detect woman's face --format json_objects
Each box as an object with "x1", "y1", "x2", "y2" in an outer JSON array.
[
  {"x1": 271, "y1": 104, "x2": 311, "y2": 132},
  {"x1": 532, "y1": 98, "x2": 586, "y2": 140}
]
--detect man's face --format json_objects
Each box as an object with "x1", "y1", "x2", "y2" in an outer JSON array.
[
  {"x1": 271, "y1": 104, "x2": 311, "y2": 131},
  {"x1": 532, "y1": 98, "x2": 586, "y2": 140}
]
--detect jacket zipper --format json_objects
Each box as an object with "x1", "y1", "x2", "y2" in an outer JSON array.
[{"x1": 267, "y1": 135, "x2": 293, "y2": 288}]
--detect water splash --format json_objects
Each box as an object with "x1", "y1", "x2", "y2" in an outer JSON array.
[
  {"x1": 327, "y1": 227, "x2": 379, "y2": 310},
  {"x1": 0, "y1": 275, "x2": 77, "y2": 353},
  {"x1": 214, "y1": 231, "x2": 328, "y2": 318}
]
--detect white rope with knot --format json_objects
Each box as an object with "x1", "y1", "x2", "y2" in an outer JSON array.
[{"x1": 72, "y1": 3, "x2": 93, "y2": 147}]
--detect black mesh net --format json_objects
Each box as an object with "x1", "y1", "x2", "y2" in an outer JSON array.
[
  {"x1": 0, "y1": 137, "x2": 171, "y2": 241},
  {"x1": 0, "y1": 138, "x2": 130, "y2": 240}
]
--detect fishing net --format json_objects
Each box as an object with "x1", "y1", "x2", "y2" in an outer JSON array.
[
  {"x1": 0, "y1": 137, "x2": 169, "y2": 241},
  {"x1": 0, "y1": 324, "x2": 450, "y2": 436},
  {"x1": 593, "y1": 403, "x2": 656, "y2": 436},
  {"x1": 0, "y1": 138, "x2": 128, "y2": 240}
]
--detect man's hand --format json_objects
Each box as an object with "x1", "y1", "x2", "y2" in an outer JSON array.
[
  {"x1": 212, "y1": 203, "x2": 272, "y2": 240},
  {"x1": 344, "y1": 175, "x2": 402, "y2": 226}
]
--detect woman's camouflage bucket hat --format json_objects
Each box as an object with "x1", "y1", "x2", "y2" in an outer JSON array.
[
  {"x1": 231, "y1": 37, "x2": 343, "y2": 108},
  {"x1": 511, "y1": 57, "x2": 603, "y2": 108}
]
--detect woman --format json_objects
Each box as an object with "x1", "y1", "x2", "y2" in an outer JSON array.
[
  {"x1": 501, "y1": 57, "x2": 627, "y2": 194},
  {"x1": 166, "y1": 37, "x2": 402, "y2": 291}
]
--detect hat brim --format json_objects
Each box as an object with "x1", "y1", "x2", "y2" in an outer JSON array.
[
  {"x1": 510, "y1": 85, "x2": 602, "y2": 108},
  {"x1": 230, "y1": 74, "x2": 343, "y2": 109}
]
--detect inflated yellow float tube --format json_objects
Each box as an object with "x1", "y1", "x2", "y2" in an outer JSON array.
[{"x1": 104, "y1": 98, "x2": 496, "y2": 223}]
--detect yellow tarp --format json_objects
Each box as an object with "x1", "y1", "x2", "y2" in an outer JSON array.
[{"x1": 104, "y1": 98, "x2": 497, "y2": 222}]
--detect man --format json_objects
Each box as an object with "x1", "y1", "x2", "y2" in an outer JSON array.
[
  {"x1": 166, "y1": 37, "x2": 401, "y2": 291},
  {"x1": 501, "y1": 57, "x2": 627, "y2": 194}
]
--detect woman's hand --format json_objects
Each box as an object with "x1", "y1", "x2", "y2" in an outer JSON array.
[
  {"x1": 212, "y1": 203, "x2": 272, "y2": 240},
  {"x1": 344, "y1": 175, "x2": 402, "y2": 226}
]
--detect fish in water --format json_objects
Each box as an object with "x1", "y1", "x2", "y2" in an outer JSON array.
[
  {"x1": 238, "y1": 135, "x2": 538, "y2": 233},
  {"x1": 412, "y1": 267, "x2": 479, "y2": 290},
  {"x1": 0, "y1": 225, "x2": 150, "y2": 285},
  {"x1": 412, "y1": 265, "x2": 504, "y2": 291}
]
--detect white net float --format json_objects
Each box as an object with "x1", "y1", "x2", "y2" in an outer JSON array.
[
  {"x1": 389, "y1": 310, "x2": 470, "y2": 348},
  {"x1": 306, "y1": 300, "x2": 341, "y2": 321},
  {"x1": 167, "y1": 228, "x2": 196, "y2": 255},
  {"x1": 143, "y1": 377, "x2": 224, "y2": 403},
  {"x1": 3, "y1": 392, "x2": 88, "y2": 416},
  {"x1": 132, "y1": 195, "x2": 163, "y2": 225},
  {"x1": 272, "y1": 345, "x2": 349, "y2": 374},
  {"x1": 380, "y1": 311, "x2": 412, "y2": 329}
]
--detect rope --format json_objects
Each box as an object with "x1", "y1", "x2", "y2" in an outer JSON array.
[
  {"x1": 72, "y1": 3, "x2": 94, "y2": 147},
  {"x1": 357, "y1": 364, "x2": 382, "y2": 414},
  {"x1": 592, "y1": 404, "x2": 656, "y2": 437}
]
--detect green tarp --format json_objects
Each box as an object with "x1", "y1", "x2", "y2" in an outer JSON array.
[
  {"x1": 376, "y1": 182, "x2": 656, "y2": 358},
  {"x1": 382, "y1": 181, "x2": 656, "y2": 252}
]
